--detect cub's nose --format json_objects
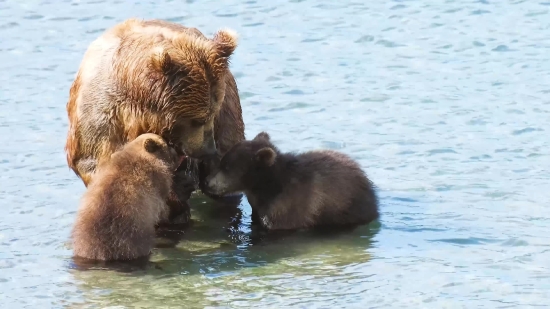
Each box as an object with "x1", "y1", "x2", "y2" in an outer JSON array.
[{"x1": 205, "y1": 175, "x2": 215, "y2": 188}]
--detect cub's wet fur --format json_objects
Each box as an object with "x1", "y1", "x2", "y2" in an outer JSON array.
[
  {"x1": 72, "y1": 133, "x2": 180, "y2": 261},
  {"x1": 204, "y1": 132, "x2": 379, "y2": 230}
]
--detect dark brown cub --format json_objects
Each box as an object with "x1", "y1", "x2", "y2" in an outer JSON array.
[{"x1": 204, "y1": 132, "x2": 380, "y2": 230}]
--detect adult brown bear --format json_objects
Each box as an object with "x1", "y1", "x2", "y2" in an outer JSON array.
[{"x1": 65, "y1": 18, "x2": 245, "y2": 225}]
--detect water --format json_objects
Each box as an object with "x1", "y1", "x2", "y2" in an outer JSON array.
[{"x1": 1, "y1": 0, "x2": 549, "y2": 307}]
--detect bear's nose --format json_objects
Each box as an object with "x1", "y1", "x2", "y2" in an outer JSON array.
[
  {"x1": 199, "y1": 138, "x2": 218, "y2": 159},
  {"x1": 199, "y1": 150, "x2": 217, "y2": 161}
]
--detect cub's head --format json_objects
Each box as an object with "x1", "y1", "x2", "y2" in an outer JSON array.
[
  {"x1": 125, "y1": 133, "x2": 181, "y2": 171},
  {"x1": 204, "y1": 132, "x2": 278, "y2": 196},
  {"x1": 149, "y1": 26, "x2": 239, "y2": 160}
]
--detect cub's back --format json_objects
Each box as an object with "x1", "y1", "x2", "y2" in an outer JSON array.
[
  {"x1": 72, "y1": 156, "x2": 169, "y2": 260},
  {"x1": 299, "y1": 149, "x2": 369, "y2": 195},
  {"x1": 297, "y1": 150, "x2": 378, "y2": 225}
]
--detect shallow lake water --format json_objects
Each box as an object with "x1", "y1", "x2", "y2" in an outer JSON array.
[{"x1": 1, "y1": 0, "x2": 549, "y2": 308}]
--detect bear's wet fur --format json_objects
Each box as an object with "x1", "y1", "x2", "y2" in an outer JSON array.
[
  {"x1": 204, "y1": 132, "x2": 380, "y2": 230},
  {"x1": 65, "y1": 18, "x2": 245, "y2": 225},
  {"x1": 72, "y1": 133, "x2": 180, "y2": 261}
]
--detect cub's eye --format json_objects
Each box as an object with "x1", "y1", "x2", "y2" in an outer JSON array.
[{"x1": 219, "y1": 161, "x2": 231, "y2": 172}]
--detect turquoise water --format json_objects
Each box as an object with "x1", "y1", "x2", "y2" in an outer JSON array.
[{"x1": 1, "y1": 0, "x2": 549, "y2": 308}]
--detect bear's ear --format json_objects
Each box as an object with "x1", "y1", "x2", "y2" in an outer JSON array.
[
  {"x1": 212, "y1": 28, "x2": 238, "y2": 59},
  {"x1": 207, "y1": 29, "x2": 238, "y2": 81},
  {"x1": 150, "y1": 47, "x2": 173, "y2": 73},
  {"x1": 255, "y1": 147, "x2": 276, "y2": 166},
  {"x1": 143, "y1": 138, "x2": 162, "y2": 153},
  {"x1": 253, "y1": 132, "x2": 271, "y2": 142}
]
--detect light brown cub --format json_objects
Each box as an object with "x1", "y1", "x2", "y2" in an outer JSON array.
[{"x1": 72, "y1": 133, "x2": 179, "y2": 261}]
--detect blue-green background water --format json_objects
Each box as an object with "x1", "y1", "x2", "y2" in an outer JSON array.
[{"x1": 1, "y1": 0, "x2": 549, "y2": 308}]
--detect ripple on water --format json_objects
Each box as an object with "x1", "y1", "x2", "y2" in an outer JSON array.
[
  {"x1": 267, "y1": 102, "x2": 312, "y2": 112},
  {"x1": 265, "y1": 76, "x2": 282, "y2": 82},
  {"x1": 243, "y1": 22, "x2": 264, "y2": 27},
  {"x1": 492, "y1": 45, "x2": 516, "y2": 52},
  {"x1": 239, "y1": 91, "x2": 257, "y2": 99},
  {"x1": 49, "y1": 16, "x2": 74, "y2": 21},
  {"x1": 429, "y1": 237, "x2": 503, "y2": 246},
  {"x1": 355, "y1": 35, "x2": 374, "y2": 43},
  {"x1": 427, "y1": 148, "x2": 458, "y2": 156},
  {"x1": 0, "y1": 22, "x2": 18, "y2": 29},
  {"x1": 282, "y1": 89, "x2": 305, "y2": 95},
  {"x1": 501, "y1": 238, "x2": 529, "y2": 247},
  {"x1": 375, "y1": 39, "x2": 405, "y2": 48},
  {"x1": 165, "y1": 15, "x2": 191, "y2": 22},
  {"x1": 512, "y1": 127, "x2": 544, "y2": 135},
  {"x1": 86, "y1": 28, "x2": 106, "y2": 34},
  {"x1": 23, "y1": 14, "x2": 44, "y2": 20}
]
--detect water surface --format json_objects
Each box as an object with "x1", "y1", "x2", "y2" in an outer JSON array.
[{"x1": 1, "y1": 0, "x2": 549, "y2": 308}]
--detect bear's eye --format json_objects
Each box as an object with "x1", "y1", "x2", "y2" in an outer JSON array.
[{"x1": 191, "y1": 119, "x2": 206, "y2": 127}]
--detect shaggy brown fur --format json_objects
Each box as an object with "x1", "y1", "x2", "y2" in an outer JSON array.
[
  {"x1": 72, "y1": 133, "x2": 180, "y2": 261},
  {"x1": 65, "y1": 18, "x2": 245, "y2": 224},
  {"x1": 204, "y1": 132, "x2": 380, "y2": 231}
]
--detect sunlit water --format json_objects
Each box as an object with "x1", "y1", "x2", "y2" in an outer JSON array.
[{"x1": 1, "y1": 0, "x2": 549, "y2": 308}]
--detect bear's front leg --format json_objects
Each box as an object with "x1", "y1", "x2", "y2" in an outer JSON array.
[
  {"x1": 157, "y1": 158, "x2": 197, "y2": 227},
  {"x1": 165, "y1": 192, "x2": 191, "y2": 225},
  {"x1": 167, "y1": 166, "x2": 197, "y2": 225}
]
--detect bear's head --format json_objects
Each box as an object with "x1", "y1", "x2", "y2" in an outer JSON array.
[
  {"x1": 146, "y1": 25, "x2": 239, "y2": 160},
  {"x1": 204, "y1": 132, "x2": 278, "y2": 196},
  {"x1": 120, "y1": 133, "x2": 181, "y2": 171}
]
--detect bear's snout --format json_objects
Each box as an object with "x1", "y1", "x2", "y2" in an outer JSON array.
[{"x1": 200, "y1": 137, "x2": 218, "y2": 158}]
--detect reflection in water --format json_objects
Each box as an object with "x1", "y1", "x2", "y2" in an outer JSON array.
[{"x1": 69, "y1": 194, "x2": 379, "y2": 308}]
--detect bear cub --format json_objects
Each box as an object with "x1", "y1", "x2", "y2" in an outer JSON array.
[
  {"x1": 72, "y1": 133, "x2": 180, "y2": 261},
  {"x1": 204, "y1": 132, "x2": 380, "y2": 230}
]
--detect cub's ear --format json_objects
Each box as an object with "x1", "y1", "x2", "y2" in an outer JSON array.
[
  {"x1": 255, "y1": 147, "x2": 276, "y2": 166},
  {"x1": 253, "y1": 132, "x2": 270, "y2": 142},
  {"x1": 143, "y1": 138, "x2": 162, "y2": 153}
]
